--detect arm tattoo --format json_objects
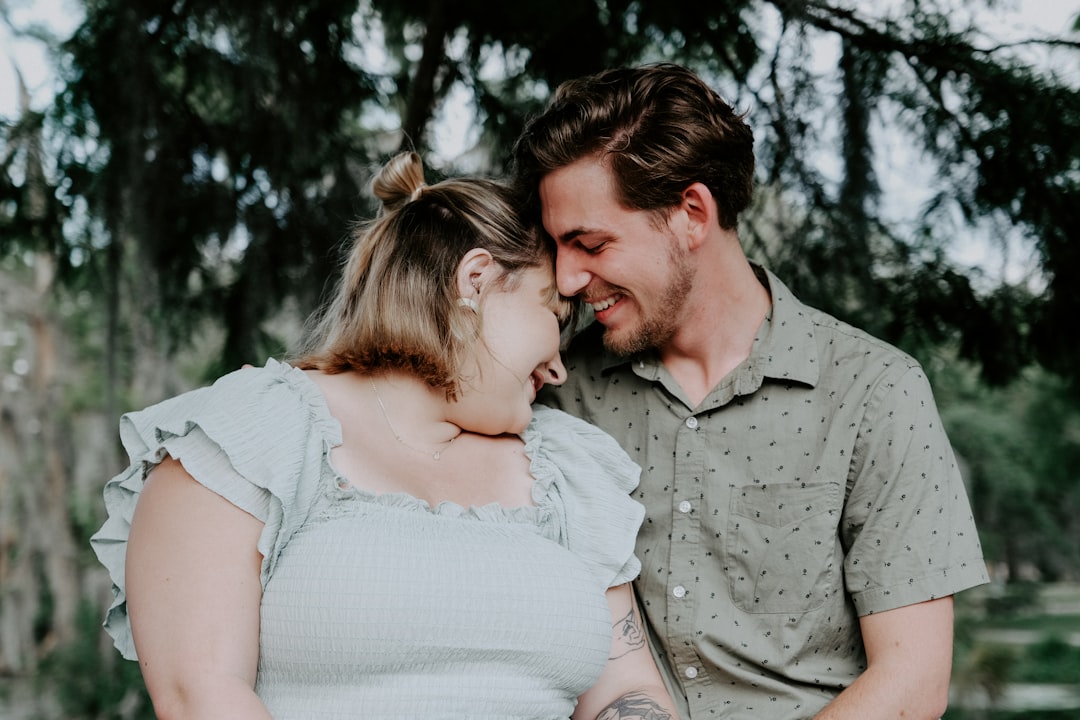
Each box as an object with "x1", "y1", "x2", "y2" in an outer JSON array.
[
  {"x1": 610, "y1": 607, "x2": 646, "y2": 660},
  {"x1": 595, "y1": 691, "x2": 673, "y2": 720}
]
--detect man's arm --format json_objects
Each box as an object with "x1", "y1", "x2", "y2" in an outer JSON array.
[
  {"x1": 814, "y1": 596, "x2": 954, "y2": 720},
  {"x1": 573, "y1": 583, "x2": 679, "y2": 720}
]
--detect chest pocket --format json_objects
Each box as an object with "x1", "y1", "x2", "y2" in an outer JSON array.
[{"x1": 725, "y1": 482, "x2": 841, "y2": 613}]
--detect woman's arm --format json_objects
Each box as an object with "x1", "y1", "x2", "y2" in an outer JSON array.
[
  {"x1": 573, "y1": 583, "x2": 680, "y2": 720},
  {"x1": 126, "y1": 456, "x2": 270, "y2": 720}
]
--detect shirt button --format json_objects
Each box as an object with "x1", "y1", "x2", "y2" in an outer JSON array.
[
  {"x1": 678, "y1": 500, "x2": 692, "y2": 513},
  {"x1": 685, "y1": 666, "x2": 698, "y2": 679},
  {"x1": 673, "y1": 585, "x2": 686, "y2": 598},
  {"x1": 685, "y1": 416, "x2": 698, "y2": 429}
]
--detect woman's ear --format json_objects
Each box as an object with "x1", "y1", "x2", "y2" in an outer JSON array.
[{"x1": 456, "y1": 248, "x2": 494, "y2": 300}]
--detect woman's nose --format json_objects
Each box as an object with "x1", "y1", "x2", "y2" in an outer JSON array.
[{"x1": 543, "y1": 354, "x2": 567, "y2": 386}]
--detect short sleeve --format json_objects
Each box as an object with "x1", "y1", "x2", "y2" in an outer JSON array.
[
  {"x1": 842, "y1": 365, "x2": 988, "y2": 614},
  {"x1": 525, "y1": 404, "x2": 645, "y2": 589},
  {"x1": 89, "y1": 359, "x2": 341, "y2": 660}
]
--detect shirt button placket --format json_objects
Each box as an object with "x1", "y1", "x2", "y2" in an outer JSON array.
[{"x1": 669, "y1": 411, "x2": 703, "y2": 689}]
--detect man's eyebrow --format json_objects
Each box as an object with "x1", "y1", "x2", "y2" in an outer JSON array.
[
  {"x1": 555, "y1": 227, "x2": 601, "y2": 244},
  {"x1": 551, "y1": 228, "x2": 584, "y2": 244}
]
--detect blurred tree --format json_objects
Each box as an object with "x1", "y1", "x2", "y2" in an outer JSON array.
[
  {"x1": 51, "y1": 0, "x2": 380, "y2": 405},
  {"x1": 941, "y1": 369, "x2": 1054, "y2": 581},
  {"x1": 3, "y1": 0, "x2": 1074, "y2": 400},
  {"x1": 731, "y1": 1, "x2": 1078, "y2": 388},
  {"x1": 939, "y1": 359, "x2": 1080, "y2": 582},
  {"x1": 0, "y1": 26, "x2": 82, "y2": 675},
  {"x1": 1022, "y1": 370, "x2": 1080, "y2": 579},
  {"x1": 365, "y1": 0, "x2": 1080, "y2": 389}
]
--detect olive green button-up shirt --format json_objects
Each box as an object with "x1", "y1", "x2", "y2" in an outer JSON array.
[{"x1": 540, "y1": 266, "x2": 988, "y2": 719}]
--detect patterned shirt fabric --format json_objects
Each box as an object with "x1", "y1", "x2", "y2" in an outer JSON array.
[
  {"x1": 540, "y1": 265, "x2": 989, "y2": 719},
  {"x1": 91, "y1": 359, "x2": 646, "y2": 719}
]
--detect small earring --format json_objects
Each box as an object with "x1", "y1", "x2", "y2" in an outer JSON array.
[{"x1": 457, "y1": 297, "x2": 479, "y2": 312}]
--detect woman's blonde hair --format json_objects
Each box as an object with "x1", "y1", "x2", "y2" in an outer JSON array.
[{"x1": 291, "y1": 151, "x2": 570, "y2": 396}]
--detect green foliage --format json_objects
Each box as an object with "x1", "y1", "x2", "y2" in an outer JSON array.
[
  {"x1": 940, "y1": 364, "x2": 1080, "y2": 581},
  {"x1": 950, "y1": 586, "x2": 1080, "y2": 719},
  {"x1": 970, "y1": 643, "x2": 1018, "y2": 701},
  {"x1": 4, "y1": 0, "x2": 1077, "y2": 389},
  {"x1": 37, "y1": 600, "x2": 153, "y2": 720},
  {"x1": 1012, "y1": 636, "x2": 1080, "y2": 684},
  {"x1": 746, "y1": 2, "x2": 1080, "y2": 388},
  {"x1": 984, "y1": 582, "x2": 1043, "y2": 618},
  {"x1": 947, "y1": 636, "x2": 1080, "y2": 719},
  {"x1": 32, "y1": 556, "x2": 55, "y2": 645},
  {"x1": 981, "y1": 614, "x2": 1080, "y2": 635},
  {"x1": 53, "y1": 0, "x2": 378, "y2": 370},
  {"x1": 945, "y1": 710, "x2": 1080, "y2": 720}
]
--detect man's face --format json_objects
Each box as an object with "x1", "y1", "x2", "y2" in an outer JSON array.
[{"x1": 539, "y1": 156, "x2": 695, "y2": 356}]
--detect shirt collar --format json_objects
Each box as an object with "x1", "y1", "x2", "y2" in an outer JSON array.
[{"x1": 748, "y1": 264, "x2": 820, "y2": 388}]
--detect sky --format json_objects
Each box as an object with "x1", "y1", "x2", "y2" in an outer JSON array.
[{"x1": 1, "y1": 0, "x2": 81, "y2": 118}]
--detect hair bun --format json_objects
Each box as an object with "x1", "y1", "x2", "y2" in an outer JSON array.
[{"x1": 372, "y1": 151, "x2": 427, "y2": 212}]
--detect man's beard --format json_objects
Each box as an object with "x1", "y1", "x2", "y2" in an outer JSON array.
[{"x1": 602, "y1": 245, "x2": 695, "y2": 357}]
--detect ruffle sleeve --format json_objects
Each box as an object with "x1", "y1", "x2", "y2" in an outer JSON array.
[
  {"x1": 525, "y1": 404, "x2": 644, "y2": 590},
  {"x1": 89, "y1": 359, "x2": 340, "y2": 660}
]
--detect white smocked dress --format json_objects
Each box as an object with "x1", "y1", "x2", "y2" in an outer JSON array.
[{"x1": 91, "y1": 359, "x2": 645, "y2": 719}]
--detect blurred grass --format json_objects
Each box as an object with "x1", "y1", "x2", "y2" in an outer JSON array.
[
  {"x1": 945, "y1": 582, "x2": 1080, "y2": 719},
  {"x1": 979, "y1": 614, "x2": 1080, "y2": 633}
]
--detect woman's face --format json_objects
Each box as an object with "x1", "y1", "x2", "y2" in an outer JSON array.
[{"x1": 457, "y1": 265, "x2": 568, "y2": 435}]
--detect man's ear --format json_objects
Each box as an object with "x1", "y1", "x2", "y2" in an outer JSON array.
[
  {"x1": 680, "y1": 182, "x2": 717, "y2": 250},
  {"x1": 455, "y1": 248, "x2": 495, "y2": 300}
]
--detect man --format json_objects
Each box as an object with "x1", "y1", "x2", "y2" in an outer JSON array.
[{"x1": 515, "y1": 63, "x2": 988, "y2": 719}]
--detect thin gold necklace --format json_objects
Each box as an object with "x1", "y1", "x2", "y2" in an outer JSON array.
[{"x1": 369, "y1": 377, "x2": 459, "y2": 461}]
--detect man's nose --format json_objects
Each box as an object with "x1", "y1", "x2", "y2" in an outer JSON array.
[{"x1": 555, "y1": 250, "x2": 589, "y2": 298}]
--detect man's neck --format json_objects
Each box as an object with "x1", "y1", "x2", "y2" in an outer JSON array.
[{"x1": 658, "y1": 256, "x2": 771, "y2": 408}]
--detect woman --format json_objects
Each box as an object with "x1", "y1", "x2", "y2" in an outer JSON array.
[{"x1": 90, "y1": 151, "x2": 677, "y2": 719}]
